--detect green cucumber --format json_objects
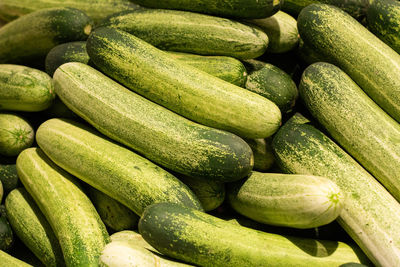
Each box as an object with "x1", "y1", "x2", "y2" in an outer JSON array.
[
  {"x1": 367, "y1": 0, "x2": 400, "y2": 54},
  {"x1": 244, "y1": 138, "x2": 274, "y2": 172},
  {"x1": 0, "y1": 8, "x2": 92, "y2": 66},
  {"x1": 54, "y1": 62, "x2": 253, "y2": 182},
  {"x1": 227, "y1": 172, "x2": 343, "y2": 229},
  {"x1": 247, "y1": 11, "x2": 300, "y2": 54},
  {"x1": 97, "y1": 9, "x2": 269, "y2": 60},
  {"x1": 0, "y1": 205, "x2": 13, "y2": 251},
  {"x1": 298, "y1": 4, "x2": 400, "y2": 122},
  {"x1": 0, "y1": 65, "x2": 55, "y2": 112},
  {"x1": 129, "y1": 0, "x2": 281, "y2": 19},
  {"x1": 110, "y1": 230, "x2": 154, "y2": 252},
  {"x1": 0, "y1": 250, "x2": 32, "y2": 267},
  {"x1": 88, "y1": 187, "x2": 139, "y2": 231},
  {"x1": 16, "y1": 147, "x2": 109, "y2": 267},
  {"x1": 87, "y1": 27, "x2": 280, "y2": 139},
  {"x1": 139, "y1": 203, "x2": 370, "y2": 266},
  {"x1": 0, "y1": 156, "x2": 19, "y2": 195},
  {"x1": 5, "y1": 188, "x2": 64, "y2": 267},
  {"x1": 0, "y1": 113, "x2": 34, "y2": 157},
  {"x1": 272, "y1": 113, "x2": 400, "y2": 267},
  {"x1": 297, "y1": 38, "x2": 328, "y2": 65}
]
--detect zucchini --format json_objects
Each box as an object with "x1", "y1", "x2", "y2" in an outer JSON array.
[
  {"x1": 298, "y1": 4, "x2": 400, "y2": 122},
  {"x1": 87, "y1": 27, "x2": 280, "y2": 139},
  {"x1": 0, "y1": 156, "x2": 19, "y2": 194},
  {"x1": 97, "y1": 9, "x2": 269, "y2": 60},
  {"x1": 139, "y1": 203, "x2": 370, "y2": 266},
  {"x1": 0, "y1": 8, "x2": 92, "y2": 66},
  {"x1": 227, "y1": 172, "x2": 343, "y2": 229},
  {"x1": 0, "y1": 65, "x2": 55, "y2": 112},
  {"x1": 5, "y1": 188, "x2": 64, "y2": 267},
  {"x1": 272, "y1": 113, "x2": 400, "y2": 267},
  {"x1": 0, "y1": 113, "x2": 34, "y2": 157},
  {"x1": 244, "y1": 138, "x2": 274, "y2": 172},
  {"x1": 0, "y1": 250, "x2": 32, "y2": 267},
  {"x1": 16, "y1": 147, "x2": 110, "y2": 267},
  {"x1": 53, "y1": 63, "x2": 253, "y2": 182},
  {"x1": 0, "y1": 205, "x2": 13, "y2": 251}
]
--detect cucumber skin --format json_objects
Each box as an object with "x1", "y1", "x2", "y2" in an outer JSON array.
[
  {"x1": 0, "y1": 65, "x2": 55, "y2": 112},
  {"x1": 139, "y1": 203, "x2": 369, "y2": 267},
  {"x1": 53, "y1": 63, "x2": 253, "y2": 182},
  {"x1": 5, "y1": 188, "x2": 64, "y2": 267},
  {"x1": 97, "y1": 9, "x2": 269, "y2": 60},
  {"x1": 272, "y1": 113, "x2": 400, "y2": 267},
  {"x1": 0, "y1": 8, "x2": 93, "y2": 66},
  {"x1": 16, "y1": 147, "x2": 110, "y2": 267},
  {"x1": 0, "y1": 250, "x2": 32, "y2": 267},
  {"x1": 298, "y1": 4, "x2": 400, "y2": 123}
]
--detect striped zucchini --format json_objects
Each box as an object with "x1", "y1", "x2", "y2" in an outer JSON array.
[
  {"x1": 139, "y1": 203, "x2": 370, "y2": 266},
  {"x1": 16, "y1": 147, "x2": 110, "y2": 267},
  {"x1": 0, "y1": 250, "x2": 32, "y2": 267},
  {"x1": 244, "y1": 138, "x2": 274, "y2": 172},
  {"x1": 298, "y1": 4, "x2": 400, "y2": 122},
  {"x1": 0, "y1": 156, "x2": 19, "y2": 196},
  {"x1": 272, "y1": 113, "x2": 400, "y2": 267},
  {"x1": 54, "y1": 63, "x2": 253, "y2": 182},
  {"x1": 0, "y1": 8, "x2": 92, "y2": 66},
  {"x1": 5, "y1": 188, "x2": 64, "y2": 267},
  {"x1": 36, "y1": 118, "x2": 202, "y2": 214},
  {"x1": 0, "y1": 65, "x2": 55, "y2": 112},
  {"x1": 227, "y1": 172, "x2": 343, "y2": 229},
  {"x1": 97, "y1": 9, "x2": 269, "y2": 60}
]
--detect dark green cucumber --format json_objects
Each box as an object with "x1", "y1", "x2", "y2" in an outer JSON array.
[
  {"x1": 244, "y1": 138, "x2": 274, "y2": 172},
  {"x1": 97, "y1": 9, "x2": 269, "y2": 60},
  {"x1": 139, "y1": 203, "x2": 369, "y2": 266},
  {"x1": 367, "y1": 0, "x2": 400, "y2": 54},
  {"x1": 16, "y1": 147, "x2": 110, "y2": 267},
  {"x1": 0, "y1": 65, "x2": 55, "y2": 112},
  {"x1": 298, "y1": 4, "x2": 400, "y2": 122},
  {"x1": 0, "y1": 113, "x2": 34, "y2": 157},
  {"x1": 0, "y1": 205, "x2": 13, "y2": 251},
  {"x1": 0, "y1": 156, "x2": 19, "y2": 194},
  {"x1": 0, "y1": 7, "x2": 92, "y2": 66},
  {"x1": 272, "y1": 113, "x2": 400, "y2": 266},
  {"x1": 5, "y1": 188, "x2": 64, "y2": 267},
  {"x1": 0, "y1": 250, "x2": 32, "y2": 267}
]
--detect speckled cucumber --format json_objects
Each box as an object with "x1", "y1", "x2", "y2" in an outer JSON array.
[
  {"x1": 298, "y1": 4, "x2": 400, "y2": 122},
  {"x1": 5, "y1": 188, "x2": 64, "y2": 267},
  {"x1": 272, "y1": 113, "x2": 400, "y2": 267},
  {"x1": 139, "y1": 203, "x2": 369, "y2": 267},
  {"x1": 0, "y1": 250, "x2": 32, "y2": 267},
  {"x1": 227, "y1": 172, "x2": 344, "y2": 229},
  {"x1": 0, "y1": 8, "x2": 92, "y2": 66},
  {"x1": 0, "y1": 205, "x2": 13, "y2": 251},
  {"x1": 97, "y1": 9, "x2": 269, "y2": 60},
  {"x1": 16, "y1": 147, "x2": 109, "y2": 267},
  {"x1": 0, "y1": 65, "x2": 55, "y2": 112},
  {"x1": 0, "y1": 156, "x2": 19, "y2": 196}
]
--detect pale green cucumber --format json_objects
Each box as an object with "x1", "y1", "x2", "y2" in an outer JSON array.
[
  {"x1": 110, "y1": 231, "x2": 154, "y2": 252},
  {"x1": 244, "y1": 138, "x2": 274, "y2": 172},
  {"x1": 5, "y1": 188, "x2": 64, "y2": 267},
  {"x1": 53, "y1": 63, "x2": 253, "y2": 182},
  {"x1": 0, "y1": 250, "x2": 32, "y2": 267},
  {"x1": 16, "y1": 147, "x2": 110, "y2": 267}
]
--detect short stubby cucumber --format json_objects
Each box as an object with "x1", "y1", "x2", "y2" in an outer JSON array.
[
  {"x1": 54, "y1": 63, "x2": 253, "y2": 182},
  {"x1": 244, "y1": 138, "x2": 274, "y2": 172},
  {"x1": 272, "y1": 113, "x2": 400, "y2": 267},
  {"x1": 36, "y1": 118, "x2": 203, "y2": 214},
  {"x1": 0, "y1": 65, "x2": 55, "y2": 112},
  {"x1": 298, "y1": 4, "x2": 400, "y2": 122},
  {"x1": 97, "y1": 9, "x2": 269, "y2": 60},
  {"x1": 0, "y1": 250, "x2": 32, "y2": 267},
  {"x1": 227, "y1": 172, "x2": 344, "y2": 229},
  {"x1": 139, "y1": 203, "x2": 370, "y2": 267},
  {"x1": 0, "y1": 113, "x2": 34, "y2": 157},
  {"x1": 16, "y1": 147, "x2": 110, "y2": 267}
]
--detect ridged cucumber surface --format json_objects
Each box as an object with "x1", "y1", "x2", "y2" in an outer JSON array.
[
  {"x1": 244, "y1": 138, "x2": 274, "y2": 172},
  {"x1": 0, "y1": 250, "x2": 32, "y2": 267},
  {"x1": 53, "y1": 62, "x2": 253, "y2": 182},
  {"x1": 16, "y1": 147, "x2": 109, "y2": 267}
]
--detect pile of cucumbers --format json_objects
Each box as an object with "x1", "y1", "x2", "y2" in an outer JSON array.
[{"x1": 0, "y1": 0, "x2": 399, "y2": 266}]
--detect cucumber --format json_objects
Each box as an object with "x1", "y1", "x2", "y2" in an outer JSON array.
[
  {"x1": 244, "y1": 138, "x2": 274, "y2": 172},
  {"x1": 5, "y1": 188, "x2": 64, "y2": 267},
  {"x1": 272, "y1": 113, "x2": 400, "y2": 267},
  {"x1": 367, "y1": 0, "x2": 400, "y2": 54},
  {"x1": 297, "y1": 38, "x2": 328, "y2": 65},
  {"x1": 247, "y1": 11, "x2": 300, "y2": 54},
  {"x1": 53, "y1": 63, "x2": 253, "y2": 182},
  {"x1": 88, "y1": 187, "x2": 139, "y2": 231},
  {"x1": 0, "y1": 113, "x2": 34, "y2": 157},
  {"x1": 16, "y1": 147, "x2": 110, "y2": 267},
  {"x1": 0, "y1": 156, "x2": 19, "y2": 195},
  {"x1": 243, "y1": 59, "x2": 298, "y2": 114},
  {"x1": 97, "y1": 9, "x2": 269, "y2": 60},
  {"x1": 139, "y1": 203, "x2": 370, "y2": 266},
  {"x1": 129, "y1": 0, "x2": 281, "y2": 19},
  {"x1": 0, "y1": 250, "x2": 32, "y2": 267},
  {"x1": 87, "y1": 27, "x2": 280, "y2": 139},
  {"x1": 0, "y1": 65, "x2": 55, "y2": 112},
  {"x1": 227, "y1": 172, "x2": 344, "y2": 229},
  {"x1": 0, "y1": 205, "x2": 13, "y2": 251},
  {"x1": 0, "y1": 8, "x2": 92, "y2": 66},
  {"x1": 298, "y1": 4, "x2": 400, "y2": 123},
  {"x1": 110, "y1": 231, "x2": 154, "y2": 252}
]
